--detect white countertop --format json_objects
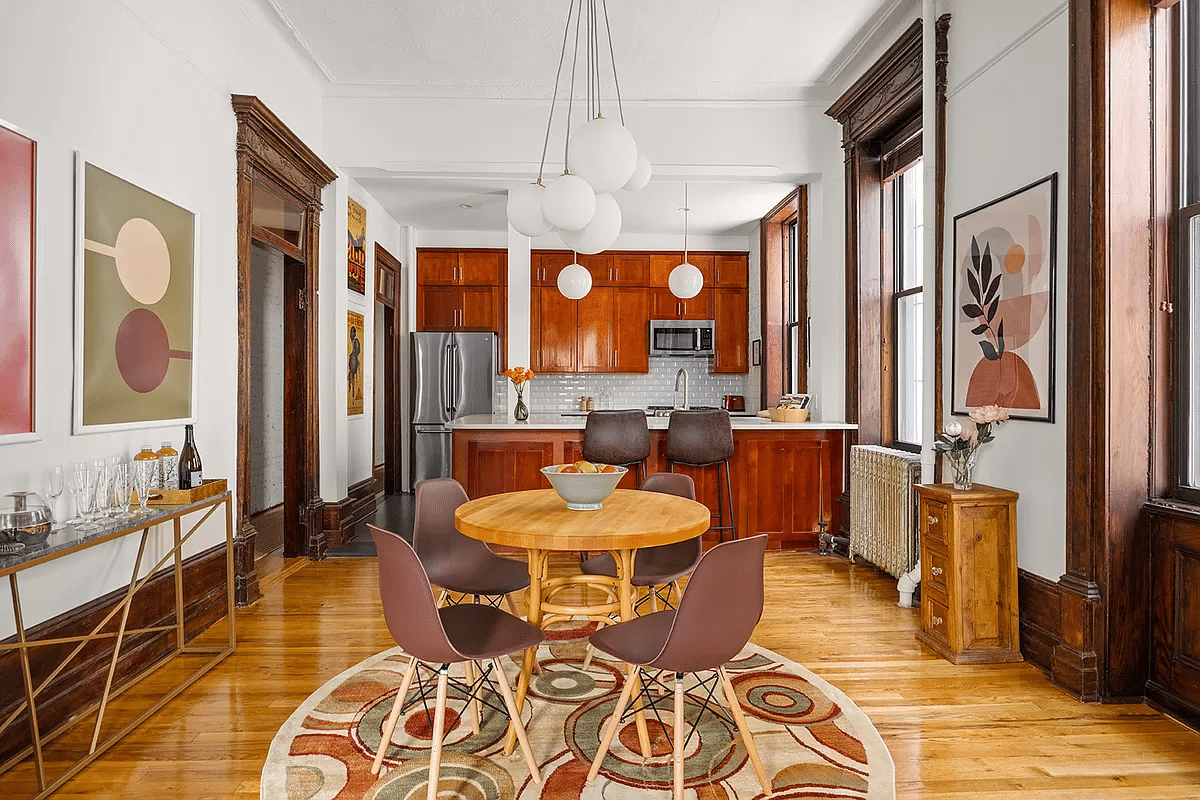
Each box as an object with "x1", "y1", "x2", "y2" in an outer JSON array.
[{"x1": 450, "y1": 413, "x2": 858, "y2": 431}]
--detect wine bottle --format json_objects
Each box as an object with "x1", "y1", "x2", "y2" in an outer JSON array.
[{"x1": 179, "y1": 424, "x2": 203, "y2": 490}]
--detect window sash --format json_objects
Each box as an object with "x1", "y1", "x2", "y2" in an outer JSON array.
[{"x1": 1180, "y1": 203, "x2": 1200, "y2": 500}]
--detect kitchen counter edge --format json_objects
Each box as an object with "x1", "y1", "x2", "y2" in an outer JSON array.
[{"x1": 450, "y1": 414, "x2": 858, "y2": 431}]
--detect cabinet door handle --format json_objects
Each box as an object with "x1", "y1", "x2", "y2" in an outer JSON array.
[
  {"x1": 931, "y1": 566, "x2": 943, "y2": 577},
  {"x1": 927, "y1": 515, "x2": 938, "y2": 526},
  {"x1": 932, "y1": 615, "x2": 944, "y2": 627},
  {"x1": 608, "y1": 267, "x2": 613, "y2": 281}
]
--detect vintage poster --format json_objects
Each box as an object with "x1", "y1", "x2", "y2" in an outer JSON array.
[
  {"x1": 347, "y1": 198, "x2": 366, "y2": 294},
  {"x1": 76, "y1": 157, "x2": 195, "y2": 432},
  {"x1": 348, "y1": 310, "x2": 365, "y2": 416},
  {"x1": 0, "y1": 121, "x2": 36, "y2": 441}
]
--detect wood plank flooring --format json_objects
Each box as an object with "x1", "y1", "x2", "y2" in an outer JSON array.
[{"x1": 10, "y1": 550, "x2": 1200, "y2": 799}]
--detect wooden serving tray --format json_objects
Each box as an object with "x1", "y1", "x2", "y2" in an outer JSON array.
[{"x1": 134, "y1": 478, "x2": 228, "y2": 506}]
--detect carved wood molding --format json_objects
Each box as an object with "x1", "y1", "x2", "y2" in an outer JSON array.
[
  {"x1": 827, "y1": 20, "x2": 924, "y2": 145},
  {"x1": 232, "y1": 95, "x2": 335, "y2": 203}
]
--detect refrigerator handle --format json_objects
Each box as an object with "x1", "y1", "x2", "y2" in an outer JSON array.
[
  {"x1": 443, "y1": 345, "x2": 453, "y2": 416},
  {"x1": 450, "y1": 341, "x2": 460, "y2": 416}
]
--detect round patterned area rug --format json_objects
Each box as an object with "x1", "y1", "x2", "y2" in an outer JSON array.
[{"x1": 262, "y1": 620, "x2": 895, "y2": 799}]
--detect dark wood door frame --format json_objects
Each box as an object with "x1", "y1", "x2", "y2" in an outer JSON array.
[
  {"x1": 374, "y1": 243, "x2": 403, "y2": 495},
  {"x1": 232, "y1": 95, "x2": 335, "y2": 605}
]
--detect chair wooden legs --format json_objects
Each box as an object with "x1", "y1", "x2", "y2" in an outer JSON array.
[
  {"x1": 426, "y1": 666, "x2": 450, "y2": 800},
  {"x1": 503, "y1": 592, "x2": 520, "y2": 616},
  {"x1": 491, "y1": 657, "x2": 542, "y2": 783},
  {"x1": 673, "y1": 672, "x2": 685, "y2": 800},
  {"x1": 718, "y1": 666, "x2": 770, "y2": 795},
  {"x1": 372, "y1": 655, "x2": 418, "y2": 775},
  {"x1": 585, "y1": 666, "x2": 639, "y2": 785},
  {"x1": 463, "y1": 660, "x2": 481, "y2": 733}
]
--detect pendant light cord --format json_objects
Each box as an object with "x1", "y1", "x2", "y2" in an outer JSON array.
[
  {"x1": 683, "y1": 183, "x2": 690, "y2": 262},
  {"x1": 600, "y1": 0, "x2": 625, "y2": 125},
  {"x1": 538, "y1": 0, "x2": 578, "y2": 184},
  {"x1": 565, "y1": 0, "x2": 585, "y2": 170}
]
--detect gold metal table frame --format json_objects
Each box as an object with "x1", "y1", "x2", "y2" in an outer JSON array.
[{"x1": 0, "y1": 491, "x2": 236, "y2": 799}]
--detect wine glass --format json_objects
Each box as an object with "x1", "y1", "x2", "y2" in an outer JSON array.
[
  {"x1": 44, "y1": 466, "x2": 65, "y2": 529},
  {"x1": 71, "y1": 467, "x2": 100, "y2": 531},
  {"x1": 113, "y1": 463, "x2": 133, "y2": 519},
  {"x1": 93, "y1": 462, "x2": 114, "y2": 518},
  {"x1": 132, "y1": 459, "x2": 155, "y2": 516}
]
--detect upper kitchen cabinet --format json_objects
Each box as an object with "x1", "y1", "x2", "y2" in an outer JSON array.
[
  {"x1": 648, "y1": 253, "x2": 715, "y2": 288},
  {"x1": 417, "y1": 247, "x2": 503, "y2": 286},
  {"x1": 532, "y1": 251, "x2": 573, "y2": 286},
  {"x1": 714, "y1": 253, "x2": 749, "y2": 288},
  {"x1": 650, "y1": 287, "x2": 714, "y2": 321},
  {"x1": 532, "y1": 250, "x2": 648, "y2": 287},
  {"x1": 417, "y1": 248, "x2": 507, "y2": 370},
  {"x1": 531, "y1": 285, "x2": 649, "y2": 374},
  {"x1": 713, "y1": 287, "x2": 749, "y2": 373}
]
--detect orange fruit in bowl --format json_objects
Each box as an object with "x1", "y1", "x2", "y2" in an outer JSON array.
[
  {"x1": 560, "y1": 464, "x2": 581, "y2": 473},
  {"x1": 599, "y1": 464, "x2": 619, "y2": 473}
]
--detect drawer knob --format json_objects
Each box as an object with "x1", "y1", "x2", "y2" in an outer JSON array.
[
  {"x1": 927, "y1": 515, "x2": 938, "y2": 525},
  {"x1": 932, "y1": 615, "x2": 944, "y2": 627},
  {"x1": 931, "y1": 566, "x2": 943, "y2": 577}
]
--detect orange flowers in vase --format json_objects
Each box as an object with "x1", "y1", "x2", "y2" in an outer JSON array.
[{"x1": 503, "y1": 366, "x2": 535, "y2": 421}]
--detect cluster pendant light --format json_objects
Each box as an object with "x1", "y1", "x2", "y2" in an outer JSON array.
[
  {"x1": 669, "y1": 183, "x2": 703, "y2": 299},
  {"x1": 505, "y1": 0, "x2": 652, "y2": 299}
]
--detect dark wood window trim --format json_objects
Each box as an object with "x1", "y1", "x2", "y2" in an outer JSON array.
[
  {"x1": 759, "y1": 188, "x2": 805, "y2": 408},
  {"x1": 826, "y1": 18, "x2": 949, "y2": 450}
]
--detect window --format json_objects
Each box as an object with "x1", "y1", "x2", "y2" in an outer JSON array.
[
  {"x1": 786, "y1": 217, "x2": 804, "y2": 394},
  {"x1": 890, "y1": 161, "x2": 924, "y2": 448},
  {"x1": 1179, "y1": 0, "x2": 1200, "y2": 500}
]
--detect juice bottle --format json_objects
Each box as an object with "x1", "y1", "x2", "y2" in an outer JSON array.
[
  {"x1": 157, "y1": 441, "x2": 179, "y2": 490},
  {"x1": 134, "y1": 445, "x2": 161, "y2": 492}
]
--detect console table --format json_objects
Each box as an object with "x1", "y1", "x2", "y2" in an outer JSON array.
[{"x1": 0, "y1": 491, "x2": 236, "y2": 799}]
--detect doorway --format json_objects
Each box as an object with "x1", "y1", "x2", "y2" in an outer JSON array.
[
  {"x1": 248, "y1": 242, "x2": 287, "y2": 574},
  {"x1": 233, "y1": 95, "x2": 335, "y2": 605},
  {"x1": 374, "y1": 244, "x2": 403, "y2": 495}
]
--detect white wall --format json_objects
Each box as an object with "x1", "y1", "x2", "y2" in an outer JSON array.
[
  {"x1": 0, "y1": 0, "x2": 323, "y2": 633},
  {"x1": 249, "y1": 244, "x2": 285, "y2": 513},
  {"x1": 941, "y1": 1, "x2": 1069, "y2": 579}
]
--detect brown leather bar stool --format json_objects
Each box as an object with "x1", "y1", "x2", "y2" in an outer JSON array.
[
  {"x1": 664, "y1": 409, "x2": 736, "y2": 541},
  {"x1": 582, "y1": 409, "x2": 651, "y2": 485}
]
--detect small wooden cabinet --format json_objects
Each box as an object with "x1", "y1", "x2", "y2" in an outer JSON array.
[
  {"x1": 417, "y1": 248, "x2": 507, "y2": 370},
  {"x1": 915, "y1": 483, "x2": 1022, "y2": 664}
]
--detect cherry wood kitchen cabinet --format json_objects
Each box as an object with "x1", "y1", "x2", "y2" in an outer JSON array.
[
  {"x1": 531, "y1": 286, "x2": 576, "y2": 372},
  {"x1": 532, "y1": 285, "x2": 649, "y2": 373},
  {"x1": 650, "y1": 287, "x2": 714, "y2": 321},
  {"x1": 714, "y1": 253, "x2": 749, "y2": 287},
  {"x1": 416, "y1": 248, "x2": 507, "y2": 370},
  {"x1": 648, "y1": 253, "x2": 715, "y2": 287},
  {"x1": 713, "y1": 287, "x2": 749, "y2": 373},
  {"x1": 453, "y1": 423, "x2": 849, "y2": 549},
  {"x1": 914, "y1": 483, "x2": 1022, "y2": 665}
]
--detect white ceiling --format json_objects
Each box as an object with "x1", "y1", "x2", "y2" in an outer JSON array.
[
  {"x1": 264, "y1": 0, "x2": 902, "y2": 100},
  {"x1": 261, "y1": 0, "x2": 905, "y2": 234}
]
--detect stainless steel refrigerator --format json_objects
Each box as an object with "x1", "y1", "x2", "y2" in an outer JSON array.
[{"x1": 411, "y1": 331, "x2": 498, "y2": 484}]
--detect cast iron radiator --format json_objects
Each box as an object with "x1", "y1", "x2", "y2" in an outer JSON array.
[{"x1": 849, "y1": 445, "x2": 922, "y2": 578}]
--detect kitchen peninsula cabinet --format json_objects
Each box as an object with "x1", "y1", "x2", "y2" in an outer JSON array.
[
  {"x1": 451, "y1": 415, "x2": 856, "y2": 550},
  {"x1": 417, "y1": 248, "x2": 507, "y2": 370}
]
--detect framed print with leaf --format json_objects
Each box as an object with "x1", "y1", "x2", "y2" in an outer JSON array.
[
  {"x1": 951, "y1": 173, "x2": 1057, "y2": 422},
  {"x1": 0, "y1": 119, "x2": 37, "y2": 443},
  {"x1": 74, "y1": 156, "x2": 197, "y2": 433}
]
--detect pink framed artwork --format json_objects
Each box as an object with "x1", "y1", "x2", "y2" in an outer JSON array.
[{"x1": 0, "y1": 120, "x2": 36, "y2": 443}]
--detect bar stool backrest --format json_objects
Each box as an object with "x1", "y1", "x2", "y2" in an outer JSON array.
[
  {"x1": 664, "y1": 409, "x2": 734, "y2": 465},
  {"x1": 583, "y1": 410, "x2": 651, "y2": 466}
]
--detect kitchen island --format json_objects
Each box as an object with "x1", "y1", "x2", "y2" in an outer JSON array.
[{"x1": 450, "y1": 413, "x2": 856, "y2": 549}]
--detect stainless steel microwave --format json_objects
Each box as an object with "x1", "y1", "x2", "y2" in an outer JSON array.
[{"x1": 649, "y1": 320, "x2": 714, "y2": 356}]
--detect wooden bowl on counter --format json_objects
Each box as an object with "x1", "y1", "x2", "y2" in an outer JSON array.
[{"x1": 757, "y1": 407, "x2": 811, "y2": 423}]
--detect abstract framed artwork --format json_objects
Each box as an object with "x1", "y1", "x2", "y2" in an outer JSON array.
[
  {"x1": 347, "y1": 310, "x2": 365, "y2": 416},
  {"x1": 0, "y1": 120, "x2": 37, "y2": 444},
  {"x1": 74, "y1": 156, "x2": 197, "y2": 433},
  {"x1": 347, "y1": 197, "x2": 366, "y2": 294},
  {"x1": 951, "y1": 173, "x2": 1057, "y2": 422}
]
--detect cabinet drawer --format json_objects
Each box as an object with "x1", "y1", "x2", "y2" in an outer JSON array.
[
  {"x1": 924, "y1": 541, "x2": 949, "y2": 595},
  {"x1": 925, "y1": 594, "x2": 950, "y2": 644},
  {"x1": 922, "y1": 500, "x2": 948, "y2": 545}
]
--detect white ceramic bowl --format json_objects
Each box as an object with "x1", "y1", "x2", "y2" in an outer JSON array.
[{"x1": 540, "y1": 464, "x2": 628, "y2": 510}]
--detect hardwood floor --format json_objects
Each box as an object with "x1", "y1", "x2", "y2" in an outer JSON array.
[{"x1": 12, "y1": 551, "x2": 1200, "y2": 799}]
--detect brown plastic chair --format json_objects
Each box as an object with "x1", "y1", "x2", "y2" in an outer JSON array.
[
  {"x1": 584, "y1": 535, "x2": 771, "y2": 800},
  {"x1": 413, "y1": 478, "x2": 529, "y2": 613},
  {"x1": 582, "y1": 409, "x2": 652, "y2": 485},
  {"x1": 664, "y1": 409, "x2": 737, "y2": 541},
  {"x1": 579, "y1": 472, "x2": 704, "y2": 612},
  {"x1": 368, "y1": 525, "x2": 544, "y2": 798}
]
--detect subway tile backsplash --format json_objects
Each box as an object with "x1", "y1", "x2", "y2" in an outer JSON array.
[{"x1": 496, "y1": 358, "x2": 752, "y2": 413}]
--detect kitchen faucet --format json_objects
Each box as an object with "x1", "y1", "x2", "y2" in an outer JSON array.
[{"x1": 674, "y1": 368, "x2": 689, "y2": 410}]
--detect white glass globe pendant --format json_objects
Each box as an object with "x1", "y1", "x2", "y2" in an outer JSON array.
[
  {"x1": 669, "y1": 183, "x2": 704, "y2": 299},
  {"x1": 507, "y1": 182, "x2": 553, "y2": 237},
  {"x1": 542, "y1": 173, "x2": 596, "y2": 232},
  {"x1": 558, "y1": 193, "x2": 621, "y2": 255},
  {"x1": 568, "y1": 117, "x2": 638, "y2": 194},
  {"x1": 623, "y1": 153, "x2": 652, "y2": 191},
  {"x1": 557, "y1": 259, "x2": 593, "y2": 300},
  {"x1": 504, "y1": 0, "x2": 650, "y2": 244}
]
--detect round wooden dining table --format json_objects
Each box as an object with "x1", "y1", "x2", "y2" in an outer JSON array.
[{"x1": 455, "y1": 487, "x2": 710, "y2": 757}]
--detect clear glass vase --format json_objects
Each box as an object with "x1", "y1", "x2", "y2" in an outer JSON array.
[
  {"x1": 514, "y1": 388, "x2": 529, "y2": 421},
  {"x1": 947, "y1": 448, "x2": 976, "y2": 490}
]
